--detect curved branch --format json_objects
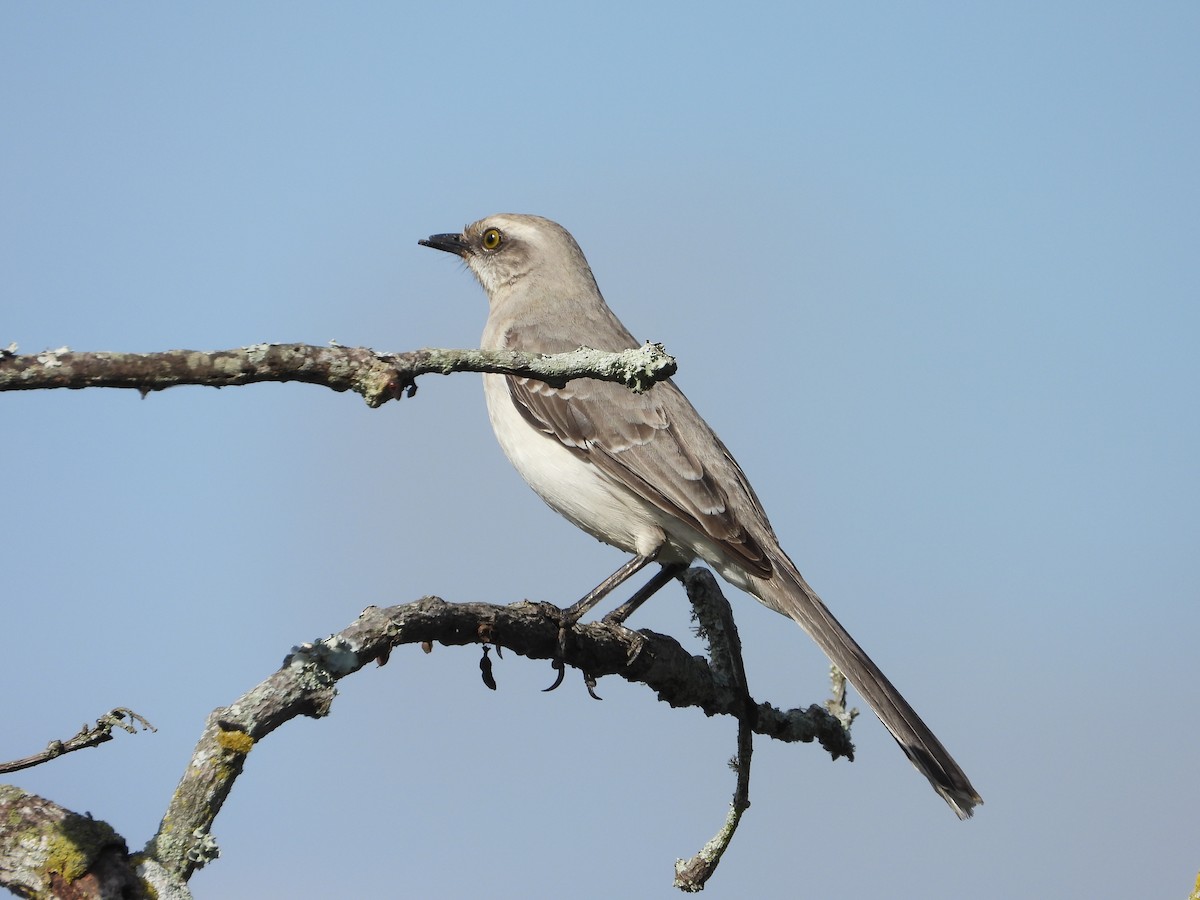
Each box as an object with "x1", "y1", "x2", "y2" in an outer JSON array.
[
  {"x1": 0, "y1": 580, "x2": 853, "y2": 896},
  {"x1": 143, "y1": 588, "x2": 853, "y2": 884},
  {"x1": 0, "y1": 341, "x2": 677, "y2": 407}
]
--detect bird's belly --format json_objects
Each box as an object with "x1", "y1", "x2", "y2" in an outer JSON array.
[{"x1": 482, "y1": 374, "x2": 673, "y2": 560}]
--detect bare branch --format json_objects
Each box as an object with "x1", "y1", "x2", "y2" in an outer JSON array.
[
  {"x1": 824, "y1": 664, "x2": 860, "y2": 732},
  {"x1": 0, "y1": 708, "x2": 156, "y2": 776},
  {"x1": 0, "y1": 341, "x2": 677, "y2": 407},
  {"x1": 143, "y1": 589, "x2": 853, "y2": 883},
  {"x1": 674, "y1": 570, "x2": 756, "y2": 892}
]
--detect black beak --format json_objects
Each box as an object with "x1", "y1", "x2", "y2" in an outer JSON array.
[{"x1": 419, "y1": 232, "x2": 468, "y2": 257}]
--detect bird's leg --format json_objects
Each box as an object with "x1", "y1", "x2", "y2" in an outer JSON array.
[
  {"x1": 602, "y1": 562, "x2": 688, "y2": 625},
  {"x1": 563, "y1": 553, "x2": 657, "y2": 624},
  {"x1": 544, "y1": 553, "x2": 656, "y2": 693}
]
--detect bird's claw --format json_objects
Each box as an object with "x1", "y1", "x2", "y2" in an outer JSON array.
[
  {"x1": 541, "y1": 609, "x2": 601, "y2": 698},
  {"x1": 543, "y1": 658, "x2": 566, "y2": 692},
  {"x1": 542, "y1": 616, "x2": 571, "y2": 692}
]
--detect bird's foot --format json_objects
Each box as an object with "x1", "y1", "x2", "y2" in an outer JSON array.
[{"x1": 540, "y1": 604, "x2": 602, "y2": 699}]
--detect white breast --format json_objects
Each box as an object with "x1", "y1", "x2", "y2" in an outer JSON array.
[{"x1": 482, "y1": 373, "x2": 674, "y2": 561}]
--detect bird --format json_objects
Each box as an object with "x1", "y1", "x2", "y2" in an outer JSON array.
[{"x1": 419, "y1": 213, "x2": 981, "y2": 818}]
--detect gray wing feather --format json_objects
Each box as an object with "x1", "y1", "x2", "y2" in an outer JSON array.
[{"x1": 501, "y1": 323, "x2": 774, "y2": 577}]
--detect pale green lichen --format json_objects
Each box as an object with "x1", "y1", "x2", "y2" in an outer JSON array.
[
  {"x1": 44, "y1": 831, "x2": 91, "y2": 882},
  {"x1": 41, "y1": 814, "x2": 122, "y2": 883}
]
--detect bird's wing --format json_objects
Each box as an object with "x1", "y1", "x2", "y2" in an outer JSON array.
[{"x1": 502, "y1": 327, "x2": 774, "y2": 577}]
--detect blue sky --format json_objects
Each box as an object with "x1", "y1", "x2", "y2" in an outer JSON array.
[{"x1": 3, "y1": 4, "x2": 1197, "y2": 898}]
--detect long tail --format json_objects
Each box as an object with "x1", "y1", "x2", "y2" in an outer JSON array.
[{"x1": 754, "y1": 557, "x2": 982, "y2": 819}]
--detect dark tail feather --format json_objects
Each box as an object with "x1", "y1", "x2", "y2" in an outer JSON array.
[{"x1": 756, "y1": 559, "x2": 982, "y2": 819}]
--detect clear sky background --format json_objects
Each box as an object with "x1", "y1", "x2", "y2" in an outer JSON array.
[{"x1": 2, "y1": 4, "x2": 1197, "y2": 898}]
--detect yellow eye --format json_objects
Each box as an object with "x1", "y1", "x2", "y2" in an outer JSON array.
[{"x1": 481, "y1": 228, "x2": 502, "y2": 250}]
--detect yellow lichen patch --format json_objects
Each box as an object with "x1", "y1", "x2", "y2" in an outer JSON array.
[{"x1": 215, "y1": 728, "x2": 254, "y2": 755}]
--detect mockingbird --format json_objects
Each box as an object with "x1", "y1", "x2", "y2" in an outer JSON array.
[{"x1": 420, "y1": 213, "x2": 982, "y2": 819}]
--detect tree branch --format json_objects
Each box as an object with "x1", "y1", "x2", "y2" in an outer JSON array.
[
  {"x1": 0, "y1": 786, "x2": 143, "y2": 899},
  {"x1": 2, "y1": 582, "x2": 854, "y2": 896},
  {"x1": 0, "y1": 709, "x2": 156, "y2": 776},
  {"x1": 673, "y1": 569, "x2": 756, "y2": 891},
  {"x1": 0, "y1": 341, "x2": 677, "y2": 407},
  {"x1": 140, "y1": 585, "x2": 852, "y2": 887}
]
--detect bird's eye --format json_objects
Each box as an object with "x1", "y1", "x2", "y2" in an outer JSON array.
[{"x1": 481, "y1": 228, "x2": 502, "y2": 250}]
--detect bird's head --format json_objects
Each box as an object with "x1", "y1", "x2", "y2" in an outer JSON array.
[{"x1": 419, "y1": 213, "x2": 596, "y2": 301}]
